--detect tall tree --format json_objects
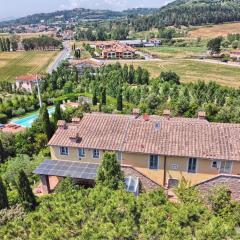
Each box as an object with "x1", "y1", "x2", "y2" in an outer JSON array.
[
  {"x1": 0, "y1": 177, "x2": 8, "y2": 210},
  {"x1": 96, "y1": 152, "x2": 124, "y2": 189},
  {"x1": 6, "y1": 38, "x2": 11, "y2": 51},
  {"x1": 92, "y1": 88, "x2": 98, "y2": 106},
  {"x1": 128, "y1": 65, "x2": 135, "y2": 84},
  {"x1": 101, "y1": 87, "x2": 106, "y2": 105},
  {"x1": 117, "y1": 87, "x2": 123, "y2": 111},
  {"x1": 53, "y1": 101, "x2": 62, "y2": 124},
  {"x1": 0, "y1": 38, "x2": 3, "y2": 51},
  {"x1": 122, "y1": 64, "x2": 129, "y2": 81},
  {"x1": 0, "y1": 139, "x2": 5, "y2": 163},
  {"x1": 207, "y1": 37, "x2": 223, "y2": 55},
  {"x1": 16, "y1": 170, "x2": 37, "y2": 211},
  {"x1": 39, "y1": 104, "x2": 53, "y2": 140}
]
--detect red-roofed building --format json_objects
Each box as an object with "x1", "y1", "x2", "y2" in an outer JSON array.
[
  {"x1": 0, "y1": 124, "x2": 26, "y2": 134},
  {"x1": 94, "y1": 41, "x2": 136, "y2": 59},
  {"x1": 33, "y1": 111, "x2": 240, "y2": 197},
  {"x1": 15, "y1": 74, "x2": 41, "y2": 93}
]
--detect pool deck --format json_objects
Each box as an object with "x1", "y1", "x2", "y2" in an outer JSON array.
[{"x1": 10, "y1": 107, "x2": 55, "y2": 128}]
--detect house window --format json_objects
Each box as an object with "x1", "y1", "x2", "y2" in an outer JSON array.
[
  {"x1": 219, "y1": 161, "x2": 232, "y2": 174},
  {"x1": 93, "y1": 149, "x2": 100, "y2": 159},
  {"x1": 60, "y1": 147, "x2": 68, "y2": 156},
  {"x1": 149, "y1": 155, "x2": 159, "y2": 170},
  {"x1": 212, "y1": 160, "x2": 219, "y2": 168},
  {"x1": 78, "y1": 148, "x2": 85, "y2": 157},
  {"x1": 188, "y1": 158, "x2": 197, "y2": 173},
  {"x1": 116, "y1": 152, "x2": 122, "y2": 162}
]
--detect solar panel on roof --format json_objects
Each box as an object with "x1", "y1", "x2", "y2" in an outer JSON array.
[{"x1": 33, "y1": 160, "x2": 99, "y2": 180}]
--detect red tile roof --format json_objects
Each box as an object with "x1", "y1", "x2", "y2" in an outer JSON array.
[
  {"x1": 48, "y1": 113, "x2": 240, "y2": 161},
  {"x1": 16, "y1": 74, "x2": 41, "y2": 82},
  {"x1": 1, "y1": 124, "x2": 26, "y2": 133}
]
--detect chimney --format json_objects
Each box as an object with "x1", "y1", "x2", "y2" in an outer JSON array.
[
  {"x1": 72, "y1": 118, "x2": 81, "y2": 124},
  {"x1": 143, "y1": 114, "x2": 150, "y2": 121},
  {"x1": 57, "y1": 120, "x2": 67, "y2": 129},
  {"x1": 132, "y1": 108, "x2": 140, "y2": 119},
  {"x1": 198, "y1": 111, "x2": 206, "y2": 120},
  {"x1": 163, "y1": 109, "x2": 171, "y2": 119}
]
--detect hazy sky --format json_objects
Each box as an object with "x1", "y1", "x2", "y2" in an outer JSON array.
[{"x1": 0, "y1": 0, "x2": 173, "y2": 19}]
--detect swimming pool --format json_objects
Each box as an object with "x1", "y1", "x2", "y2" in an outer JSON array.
[{"x1": 11, "y1": 107, "x2": 55, "y2": 128}]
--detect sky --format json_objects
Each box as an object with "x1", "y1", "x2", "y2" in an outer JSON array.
[{"x1": 0, "y1": 0, "x2": 173, "y2": 19}]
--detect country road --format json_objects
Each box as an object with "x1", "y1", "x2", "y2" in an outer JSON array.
[{"x1": 47, "y1": 41, "x2": 71, "y2": 74}]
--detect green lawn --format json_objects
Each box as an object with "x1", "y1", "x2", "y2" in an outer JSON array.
[
  {"x1": 141, "y1": 45, "x2": 207, "y2": 59},
  {"x1": 0, "y1": 51, "x2": 59, "y2": 82},
  {"x1": 119, "y1": 59, "x2": 240, "y2": 88}
]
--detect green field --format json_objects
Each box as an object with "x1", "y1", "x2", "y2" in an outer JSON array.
[
  {"x1": 118, "y1": 59, "x2": 240, "y2": 88},
  {"x1": 141, "y1": 46, "x2": 207, "y2": 59},
  {"x1": 0, "y1": 51, "x2": 59, "y2": 82}
]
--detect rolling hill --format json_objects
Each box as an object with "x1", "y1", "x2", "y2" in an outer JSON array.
[
  {"x1": 130, "y1": 0, "x2": 240, "y2": 31},
  {"x1": 0, "y1": 8, "x2": 158, "y2": 26}
]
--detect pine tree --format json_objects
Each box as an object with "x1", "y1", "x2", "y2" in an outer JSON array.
[
  {"x1": 92, "y1": 88, "x2": 98, "y2": 106},
  {"x1": 40, "y1": 104, "x2": 53, "y2": 140},
  {"x1": 101, "y1": 87, "x2": 106, "y2": 105},
  {"x1": 16, "y1": 170, "x2": 37, "y2": 211},
  {"x1": 0, "y1": 177, "x2": 8, "y2": 210},
  {"x1": 53, "y1": 101, "x2": 62, "y2": 124},
  {"x1": 96, "y1": 152, "x2": 124, "y2": 190},
  {"x1": 117, "y1": 88, "x2": 123, "y2": 111}
]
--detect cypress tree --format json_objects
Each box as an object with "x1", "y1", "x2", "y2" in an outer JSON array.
[
  {"x1": 0, "y1": 38, "x2": 3, "y2": 51},
  {"x1": 2, "y1": 38, "x2": 6, "y2": 51},
  {"x1": 16, "y1": 170, "x2": 37, "y2": 211},
  {"x1": 96, "y1": 152, "x2": 124, "y2": 190},
  {"x1": 0, "y1": 177, "x2": 8, "y2": 210},
  {"x1": 101, "y1": 88, "x2": 106, "y2": 105},
  {"x1": 40, "y1": 104, "x2": 53, "y2": 140},
  {"x1": 6, "y1": 38, "x2": 10, "y2": 51},
  {"x1": 53, "y1": 101, "x2": 62, "y2": 124},
  {"x1": 128, "y1": 65, "x2": 135, "y2": 84},
  {"x1": 92, "y1": 88, "x2": 98, "y2": 106},
  {"x1": 0, "y1": 139, "x2": 5, "y2": 163},
  {"x1": 117, "y1": 88, "x2": 123, "y2": 111}
]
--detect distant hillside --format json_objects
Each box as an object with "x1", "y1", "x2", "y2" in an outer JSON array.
[
  {"x1": 130, "y1": 0, "x2": 240, "y2": 31},
  {"x1": 0, "y1": 8, "x2": 158, "y2": 26}
]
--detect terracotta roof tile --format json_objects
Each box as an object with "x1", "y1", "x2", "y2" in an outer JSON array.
[{"x1": 48, "y1": 113, "x2": 240, "y2": 161}]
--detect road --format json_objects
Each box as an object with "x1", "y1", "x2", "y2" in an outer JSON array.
[{"x1": 47, "y1": 41, "x2": 71, "y2": 74}]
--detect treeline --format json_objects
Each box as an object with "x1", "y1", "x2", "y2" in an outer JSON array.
[
  {"x1": 1, "y1": 176, "x2": 240, "y2": 239},
  {"x1": 0, "y1": 37, "x2": 18, "y2": 51},
  {"x1": 75, "y1": 24, "x2": 129, "y2": 41},
  {"x1": 129, "y1": 1, "x2": 240, "y2": 31},
  {"x1": 22, "y1": 36, "x2": 62, "y2": 51},
  {"x1": 0, "y1": 95, "x2": 39, "y2": 123}
]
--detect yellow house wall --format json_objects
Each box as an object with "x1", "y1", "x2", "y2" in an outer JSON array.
[
  {"x1": 50, "y1": 146, "x2": 104, "y2": 164},
  {"x1": 50, "y1": 146, "x2": 240, "y2": 186}
]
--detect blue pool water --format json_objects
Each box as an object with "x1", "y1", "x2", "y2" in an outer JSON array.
[{"x1": 11, "y1": 107, "x2": 55, "y2": 128}]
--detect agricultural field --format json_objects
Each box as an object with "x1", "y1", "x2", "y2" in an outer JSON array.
[
  {"x1": 188, "y1": 22, "x2": 240, "y2": 39},
  {"x1": 0, "y1": 51, "x2": 59, "y2": 82},
  {"x1": 140, "y1": 45, "x2": 207, "y2": 59},
  {"x1": 117, "y1": 59, "x2": 240, "y2": 88},
  {"x1": 0, "y1": 31, "x2": 56, "y2": 40}
]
